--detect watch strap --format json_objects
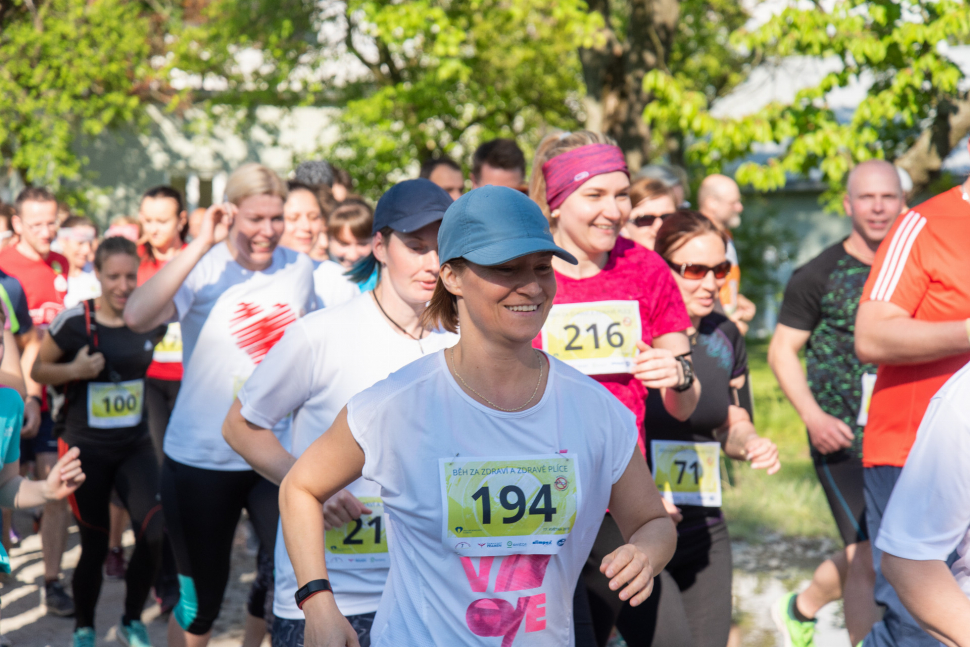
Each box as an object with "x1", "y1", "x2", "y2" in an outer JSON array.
[{"x1": 294, "y1": 579, "x2": 332, "y2": 609}]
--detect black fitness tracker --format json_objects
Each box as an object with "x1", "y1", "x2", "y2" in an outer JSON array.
[
  {"x1": 295, "y1": 579, "x2": 333, "y2": 609},
  {"x1": 673, "y1": 353, "x2": 694, "y2": 392}
]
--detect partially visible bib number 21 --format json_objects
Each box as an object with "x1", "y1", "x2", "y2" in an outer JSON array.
[
  {"x1": 325, "y1": 498, "x2": 388, "y2": 569},
  {"x1": 87, "y1": 379, "x2": 145, "y2": 429}
]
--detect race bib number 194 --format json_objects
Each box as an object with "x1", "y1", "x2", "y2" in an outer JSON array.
[
  {"x1": 541, "y1": 300, "x2": 642, "y2": 375},
  {"x1": 440, "y1": 455, "x2": 579, "y2": 556}
]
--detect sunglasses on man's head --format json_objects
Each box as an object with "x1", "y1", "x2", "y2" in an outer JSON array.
[
  {"x1": 631, "y1": 213, "x2": 677, "y2": 228},
  {"x1": 666, "y1": 260, "x2": 732, "y2": 280}
]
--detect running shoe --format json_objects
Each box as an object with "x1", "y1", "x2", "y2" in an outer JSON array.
[
  {"x1": 116, "y1": 619, "x2": 152, "y2": 647},
  {"x1": 105, "y1": 547, "x2": 127, "y2": 580},
  {"x1": 44, "y1": 580, "x2": 75, "y2": 617},
  {"x1": 772, "y1": 592, "x2": 816, "y2": 647},
  {"x1": 72, "y1": 627, "x2": 95, "y2": 647}
]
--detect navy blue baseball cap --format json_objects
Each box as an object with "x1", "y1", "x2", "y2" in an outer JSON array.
[
  {"x1": 372, "y1": 178, "x2": 453, "y2": 235},
  {"x1": 438, "y1": 186, "x2": 578, "y2": 266}
]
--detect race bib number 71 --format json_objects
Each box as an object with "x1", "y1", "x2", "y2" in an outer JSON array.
[
  {"x1": 541, "y1": 300, "x2": 642, "y2": 375},
  {"x1": 651, "y1": 440, "x2": 722, "y2": 507},
  {"x1": 440, "y1": 455, "x2": 579, "y2": 556}
]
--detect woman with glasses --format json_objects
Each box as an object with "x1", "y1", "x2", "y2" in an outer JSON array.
[
  {"x1": 621, "y1": 178, "x2": 679, "y2": 251},
  {"x1": 588, "y1": 210, "x2": 781, "y2": 647}
]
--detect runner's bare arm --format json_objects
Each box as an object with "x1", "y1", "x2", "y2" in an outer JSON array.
[
  {"x1": 124, "y1": 203, "x2": 233, "y2": 333},
  {"x1": 603, "y1": 448, "x2": 677, "y2": 607},
  {"x1": 0, "y1": 446, "x2": 85, "y2": 509},
  {"x1": 222, "y1": 398, "x2": 296, "y2": 485},
  {"x1": 0, "y1": 329, "x2": 26, "y2": 397},
  {"x1": 855, "y1": 300, "x2": 970, "y2": 365},
  {"x1": 638, "y1": 331, "x2": 700, "y2": 421},
  {"x1": 715, "y1": 406, "x2": 780, "y2": 473},
  {"x1": 30, "y1": 333, "x2": 103, "y2": 386},
  {"x1": 280, "y1": 406, "x2": 363, "y2": 647},
  {"x1": 17, "y1": 329, "x2": 43, "y2": 437},
  {"x1": 883, "y1": 554, "x2": 970, "y2": 647},
  {"x1": 768, "y1": 323, "x2": 853, "y2": 453}
]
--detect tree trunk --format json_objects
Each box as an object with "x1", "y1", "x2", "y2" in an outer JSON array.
[
  {"x1": 896, "y1": 92, "x2": 970, "y2": 197},
  {"x1": 580, "y1": 0, "x2": 679, "y2": 172}
]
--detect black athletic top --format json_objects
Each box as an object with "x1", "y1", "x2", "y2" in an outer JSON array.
[
  {"x1": 49, "y1": 301, "x2": 165, "y2": 448},
  {"x1": 777, "y1": 241, "x2": 876, "y2": 463},
  {"x1": 644, "y1": 312, "x2": 750, "y2": 532}
]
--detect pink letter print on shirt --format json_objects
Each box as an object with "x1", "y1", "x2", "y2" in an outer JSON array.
[{"x1": 462, "y1": 555, "x2": 550, "y2": 646}]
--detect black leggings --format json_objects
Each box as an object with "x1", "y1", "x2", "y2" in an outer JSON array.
[
  {"x1": 145, "y1": 378, "x2": 179, "y2": 464},
  {"x1": 161, "y1": 458, "x2": 278, "y2": 635},
  {"x1": 61, "y1": 437, "x2": 164, "y2": 629},
  {"x1": 576, "y1": 513, "x2": 733, "y2": 647}
]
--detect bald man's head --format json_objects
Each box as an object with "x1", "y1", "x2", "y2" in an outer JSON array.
[
  {"x1": 698, "y1": 174, "x2": 743, "y2": 229},
  {"x1": 843, "y1": 160, "x2": 904, "y2": 246}
]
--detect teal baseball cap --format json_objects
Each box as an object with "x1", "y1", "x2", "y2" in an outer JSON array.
[{"x1": 438, "y1": 186, "x2": 578, "y2": 266}]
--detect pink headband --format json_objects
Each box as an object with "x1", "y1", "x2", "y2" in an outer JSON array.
[
  {"x1": 105, "y1": 224, "x2": 140, "y2": 242},
  {"x1": 542, "y1": 143, "x2": 629, "y2": 211}
]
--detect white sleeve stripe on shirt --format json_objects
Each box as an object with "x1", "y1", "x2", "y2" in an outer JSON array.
[{"x1": 870, "y1": 211, "x2": 926, "y2": 302}]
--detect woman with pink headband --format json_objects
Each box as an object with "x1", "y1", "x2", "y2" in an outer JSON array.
[{"x1": 528, "y1": 131, "x2": 698, "y2": 646}]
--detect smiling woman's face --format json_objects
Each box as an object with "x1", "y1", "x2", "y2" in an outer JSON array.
[{"x1": 443, "y1": 252, "x2": 557, "y2": 344}]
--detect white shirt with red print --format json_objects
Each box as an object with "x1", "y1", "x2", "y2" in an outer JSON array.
[{"x1": 164, "y1": 243, "x2": 316, "y2": 471}]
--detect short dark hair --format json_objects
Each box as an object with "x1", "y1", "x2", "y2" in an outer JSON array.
[
  {"x1": 0, "y1": 203, "x2": 14, "y2": 229},
  {"x1": 286, "y1": 181, "x2": 324, "y2": 211},
  {"x1": 328, "y1": 198, "x2": 373, "y2": 241},
  {"x1": 94, "y1": 236, "x2": 139, "y2": 271},
  {"x1": 332, "y1": 167, "x2": 353, "y2": 190},
  {"x1": 419, "y1": 157, "x2": 461, "y2": 179},
  {"x1": 14, "y1": 187, "x2": 57, "y2": 215},
  {"x1": 472, "y1": 139, "x2": 525, "y2": 181},
  {"x1": 142, "y1": 185, "x2": 185, "y2": 214}
]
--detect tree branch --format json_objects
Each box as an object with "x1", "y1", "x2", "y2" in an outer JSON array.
[
  {"x1": 343, "y1": 5, "x2": 387, "y2": 84},
  {"x1": 896, "y1": 92, "x2": 970, "y2": 195}
]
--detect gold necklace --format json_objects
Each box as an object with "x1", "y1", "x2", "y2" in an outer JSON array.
[{"x1": 450, "y1": 347, "x2": 544, "y2": 412}]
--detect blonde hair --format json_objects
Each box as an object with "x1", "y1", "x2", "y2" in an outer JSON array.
[
  {"x1": 420, "y1": 258, "x2": 467, "y2": 334},
  {"x1": 527, "y1": 131, "x2": 618, "y2": 220},
  {"x1": 225, "y1": 163, "x2": 287, "y2": 207}
]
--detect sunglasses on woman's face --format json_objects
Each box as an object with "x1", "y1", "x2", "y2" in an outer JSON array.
[
  {"x1": 666, "y1": 260, "x2": 732, "y2": 280},
  {"x1": 631, "y1": 213, "x2": 677, "y2": 228}
]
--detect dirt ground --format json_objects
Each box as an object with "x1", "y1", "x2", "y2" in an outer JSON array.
[
  {"x1": 1, "y1": 512, "x2": 263, "y2": 647},
  {"x1": 3, "y1": 514, "x2": 851, "y2": 647}
]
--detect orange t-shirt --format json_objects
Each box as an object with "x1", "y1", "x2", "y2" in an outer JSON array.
[{"x1": 860, "y1": 186, "x2": 970, "y2": 467}]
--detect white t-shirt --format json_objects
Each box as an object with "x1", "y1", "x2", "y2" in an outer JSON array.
[
  {"x1": 346, "y1": 352, "x2": 638, "y2": 646},
  {"x1": 313, "y1": 259, "x2": 360, "y2": 310},
  {"x1": 238, "y1": 294, "x2": 457, "y2": 618},
  {"x1": 64, "y1": 267, "x2": 101, "y2": 308},
  {"x1": 164, "y1": 243, "x2": 316, "y2": 471},
  {"x1": 877, "y1": 361, "x2": 970, "y2": 599}
]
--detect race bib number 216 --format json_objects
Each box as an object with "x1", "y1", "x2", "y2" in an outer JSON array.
[{"x1": 541, "y1": 300, "x2": 642, "y2": 375}]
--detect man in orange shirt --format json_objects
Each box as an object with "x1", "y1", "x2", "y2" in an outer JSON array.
[
  {"x1": 855, "y1": 172, "x2": 970, "y2": 647},
  {"x1": 0, "y1": 187, "x2": 74, "y2": 617}
]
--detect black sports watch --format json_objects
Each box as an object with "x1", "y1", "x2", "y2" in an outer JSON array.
[
  {"x1": 295, "y1": 579, "x2": 333, "y2": 609},
  {"x1": 672, "y1": 353, "x2": 694, "y2": 392}
]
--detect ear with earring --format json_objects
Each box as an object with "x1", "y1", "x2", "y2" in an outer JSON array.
[{"x1": 550, "y1": 209, "x2": 560, "y2": 219}]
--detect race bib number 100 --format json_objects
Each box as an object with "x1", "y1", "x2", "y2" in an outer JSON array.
[
  {"x1": 440, "y1": 455, "x2": 579, "y2": 556},
  {"x1": 325, "y1": 497, "x2": 389, "y2": 569},
  {"x1": 541, "y1": 301, "x2": 642, "y2": 375},
  {"x1": 87, "y1": 379, "x2": 145, "y2": 429},
  {"x1": 651, "y1": 440, "x2": 722, "y2": 507}
]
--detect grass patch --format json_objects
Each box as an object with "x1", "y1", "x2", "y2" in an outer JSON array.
[{"x1": 721, "y1": 339, "x2": 839, "y2": 542}]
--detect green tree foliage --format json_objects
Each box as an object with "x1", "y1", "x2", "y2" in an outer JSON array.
[
  {"x1": 642, "y1": 0, "x2": 970, "y2": 209},
  {"x1": 317, "y1": 0, "x2": 603, "y2": 197},
  {"x1": 0, "y1": 0, "x2": 152, "y2": 201}
]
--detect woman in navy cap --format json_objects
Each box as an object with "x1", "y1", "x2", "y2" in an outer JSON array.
[
  {"x1": 223, "y1": 178, "x2": 457, "y2": 647},
  {"x1": 280, "y1": 185, "x2": 676, "y2": 647}
]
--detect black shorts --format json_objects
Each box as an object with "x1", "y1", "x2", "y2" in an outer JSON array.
[
  {"x1": 814, "y1": 456, "x2": 867, "y2": 546},
  {"x1": 20, "y1": 411, "x2": 57, "y2": 462}
]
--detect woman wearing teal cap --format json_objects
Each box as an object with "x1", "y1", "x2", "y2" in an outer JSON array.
[{"x1": 280, "y1": 185, "x2": 675, "y2": 646}]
